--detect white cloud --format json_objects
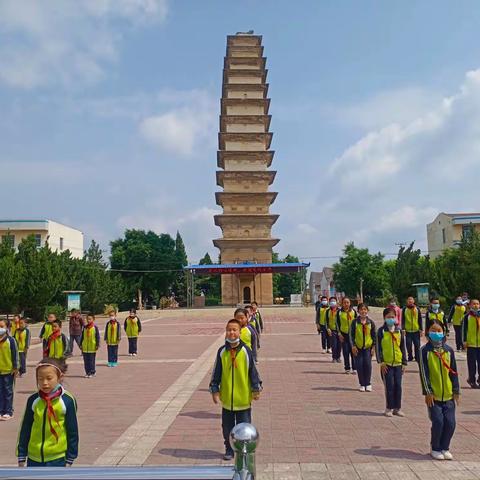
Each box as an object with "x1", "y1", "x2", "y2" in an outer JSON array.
[
  {"x1": 297, "y1": 223, "x2": 317, "y2": 235},
  {"x1": 329, "y1": 87, "x2": 442, "y2": 130},
  {"x1": 116, "y1": 201, "x2": 221, "y2": 263},
  {"x1": 0, "y1": 0, "x2": 168, "y2": 89},
  {"x1": 138, "y1": 90, "x2": 217, "y2": 157}
]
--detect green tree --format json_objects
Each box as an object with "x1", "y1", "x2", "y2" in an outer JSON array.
[
  {"x1": 110, "y1": 229, "x2": 178, "y2": 308},
  {"x1": 333, "y1": 242, "x2": 388, "y2": 302},
  {"x1": 196, "y1": 252, "x2": 221, "y2": 301},
  {"x1": 172, "y1": 231, "x2": 188, "y2": 306},
  {"x1": 0, "y1": 241, "x2": 24, "y2": 313},
  {"x1": 16, "y1": 236, "x2": 66, "y2": 320},
  {"x1": 272, "y1": 253, "x2": 305, "y2": 302}
]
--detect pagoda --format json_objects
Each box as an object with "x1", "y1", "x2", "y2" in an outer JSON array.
[{"x1": 213, "y1": 32, "x2": 279, "y2": 305}]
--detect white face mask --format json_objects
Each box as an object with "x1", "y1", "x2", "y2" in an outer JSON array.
[
  {"x1": 0, "y1": 328, "x2": 6, "y2": 336},
  {"x1": 226, "y1": 337, "x2": 239, "y2": 344}
]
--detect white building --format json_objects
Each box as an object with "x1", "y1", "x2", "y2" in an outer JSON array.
[
  {"x1": 0, "y1": 219, "x2": 84, "y2": 258},
  {"x1": 309, "y1": 267, "x2": 337, "y2": 302},
  {"x1": 427, "y1": 212, "x2": 480, "y2": 259}
]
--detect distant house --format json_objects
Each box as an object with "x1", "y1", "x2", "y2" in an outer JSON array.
[
  {"x1": 0, "y1": 219, "x2": 84, "y2": 259},
  {"x1": 427, "y1": 212, "x2": 480, "y2": 259},
  {"x1": 309, "y1": 266, "x2": 337, "y2": 302}
]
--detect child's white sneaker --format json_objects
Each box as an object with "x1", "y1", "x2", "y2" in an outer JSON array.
[
  {"x1": 393, "y1": 409, "x2": 405, "y2": 417},
  {"x1": 1, "y1": 414, "x2": 13, "y2": 421},
  {"x1": 84, "y1": 374, "x2": 90, "y2": 378},
  {"x1": 359, "y1": 386, "x2": 366, "y2": 392},
  {"x1": 442, "y1": 450, "x2": 453, "y2": 460},
  {"x1": 322, "y1": 349, "x2": 327, "y2": 354},
  {"x1": 431, "y1": 450, "x2": 445, "y2": 460},
  {"x1": 384, "y1": 409, "x2": 393, "y2": 417},
  {"x1": 351, "y1": 370, "x2": 357, "y2": 375},
  {"x1": 365, "y1": 385, "x2": 372, "y2": 392},
  {"x1": 133, "y1": 353, "x2": 137, "y2": 357},
  {"x1": 345, "y1": 370, "x2": 351, "y2": 374}
]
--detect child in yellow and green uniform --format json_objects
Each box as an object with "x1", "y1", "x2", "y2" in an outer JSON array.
[
  {"x1": 337, "y1": 297, "x2": 357, "y2": 373},
  {"x1": 251, "y1": 301, "x2": 264, "y2": 333},
  {"x1": 80, "y1": 314, "x2": 100, "y2": 378},
  {"x1": 10, "y1": 314, "x2": 21, "y2": 337},
  {"x1": 13, "y1": 318, "x2": 30, "y2": 377},
  {"x1": 316, "y1": 296, "x2": 331, "y2": 354},
  {"x1": 0, "y1": 319, "x2": 19, "y2": 420},
  {"x1": 448, "y1": 295, "x2": 466, "y2": 352},
  {"x1": 124, "y1": 309, "x2": 142, "y2": 356},
  {"x1": 402, "y1": 296, "x2": 424, "y2": 362},
  {"x1": 350, "y1": 303, "x2": 376, "y2": 392},
  {"x1": 462, "y1": 298, "x2": 480, "y2": 389},
  {"x1": 210, "y1": 319, "x2": 262, "y2": 461},
  {"x1": 419, "y1": 323, "x2": 459, "y2": 461},
  {"x1": 234, "y1": 308, "x2": 257, "y2": 362},
  {"x1": 44, "y1": 321, "x2": 69, "y2": 359},
  {"x1": 326, "y1": 297, "x2": 341, "y2": 362},
  {"x1": 39, "y1": 313, "x2": 56, "y2": 352},
  {"x1": 425, "y1": 297, "x2": 448, "y2": 335},
  {"x1": 104, "y1": 311, "x2": 121, "y2": 367},
  {"x1": 377, "y1": 307, "x2": 407, "y2": 417},
  {"x1": 17, "y1": 357, "x2": 78, "y2": 467}
]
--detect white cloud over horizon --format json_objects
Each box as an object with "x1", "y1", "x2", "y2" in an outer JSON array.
[{"x1": 0, "y1": 0, "x2": 168, "y2": 89}]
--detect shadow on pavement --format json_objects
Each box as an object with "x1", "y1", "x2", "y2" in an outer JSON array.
[
  {"x1": 302, "y1": 369, "x2": 348, "y2": 374},
  {"x1": 460, "y1": 410, "x2": 480, "y2": 415},
  {"x1": 312, "y1": 386, "x2": 359, "y2": 392},
  {"x1": 179, "y1": 410, "x2": 221, "y2": 419},
  {"x1": 327, "y1": 409, "x2": 384, "y2": 417},
  {"x1": 158, "y1": 448, "x2": 221, "y2": 460},
  {"x1": 354, "y1": 447, "x2": 427, "y2": 460}
]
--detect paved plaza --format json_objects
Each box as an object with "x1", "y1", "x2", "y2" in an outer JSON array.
[{"x1": 1, "y1": 307, "x2": 480, "y2": 479}]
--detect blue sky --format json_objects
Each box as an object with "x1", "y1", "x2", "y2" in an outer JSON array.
[{"x1": 2, "y1": 0, "x2": 480, "y2": 272}]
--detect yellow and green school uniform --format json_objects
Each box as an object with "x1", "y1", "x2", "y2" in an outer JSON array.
[
  {"x1": 80, "y1": 324, "x2": 100, "y2": 353},
  {"x1": 209, "y1": 341, "x2": 262, "y2": 411},
  {"x1": 44, "y1": 332, "x2": 68, "y2": 359},
  {"x1": 16, "y1": 386, "x2": 79, "y2": 465},
  {"x1": 419, "y1": 343, "x2": 459, "y2": 402},
  {"x1": 240, "y1": 327, "x2": 252, "y2": 350},
  {"x1": 426, "y1": 310, "x2": 448, "y2": 334}
]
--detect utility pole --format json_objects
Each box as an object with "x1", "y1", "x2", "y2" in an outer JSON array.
[{"x1": 359, "y1": 277, "x2": 364, "y2": 303}]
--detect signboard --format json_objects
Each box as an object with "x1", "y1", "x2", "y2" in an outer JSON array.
[
  {"x1": 67, "y1": 293, "x2": 81, "y2": 311},
  {"x1": 412, "y1": 283, "x2": 430, "y2": 306},
  {"x1": 290, "y1": 294, "x2": 302, "y2": 306}
]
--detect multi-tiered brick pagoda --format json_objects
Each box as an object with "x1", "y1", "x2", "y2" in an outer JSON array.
[{"x1": 213, "y1": 32, "x2": 279, "y2": 305}]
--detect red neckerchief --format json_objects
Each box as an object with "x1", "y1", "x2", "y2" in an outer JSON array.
[
  {"x1": 347, "y1": 309, "x2": 353, "y2": 322},
  {"x1": 229, "y1": 345, "x2": 238, "y2": 368},
  {"x1": 433, "y1": 349, "x2": 457, "y2": 376},
  {"x1": 86, "y1": 322, "x2": 95, "y2": 336},
  {"x1": 39, "y1": 388, "x2": 63, "y2": 442},
  {"x1": 44, "y1": 331, "x2": 61, "y2": 356},
  {"x1": 360, "y1": 318, "x2": 368, "y2": 336}
]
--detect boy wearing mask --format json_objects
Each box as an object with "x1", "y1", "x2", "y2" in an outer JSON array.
[
  {"x1": 402, "y1": 296, "x2": 424, "y2": 362},
  {"x1": 251, "y1": 302, "x2": 264, "y2": 333},
  {"x1": 316, "y1": 296, "x2": 330, "y2": 354},
  {"x1": 462, "y1": 299, "x2": 480, "y2": 388},
  {"x1": 419, "y1": 323, "x2": 459, "y2": 460},
  {"x1": 326, "y1": 297, "x2": 341, "y2": 363},
  {"x1": 425, "y1": 298, "x2": 448, "y2": 335},
  {"x1": 209, "y1": 319, "x2": 262, "y2": 461},
  {"x1": 448, "y1": 296, "x2": 466, "y2": 352},
  {"x1": 337, "y1": 297, "x2": 357, "y2": 374},
  {"x1": 350, "y1": 303, "x2": 376, "y2": 392},
  {"x1": 377, "y1": 307, "x2": 407, "y2": 417}
]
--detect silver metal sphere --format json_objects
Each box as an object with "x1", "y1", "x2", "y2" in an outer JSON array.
[{"x1": 229, "y1": 423, "x2": 259, "y2": 453}]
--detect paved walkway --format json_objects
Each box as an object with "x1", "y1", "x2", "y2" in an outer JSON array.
[{"x1": 1, "y1": 307, "x2": 480, "y2": 479}]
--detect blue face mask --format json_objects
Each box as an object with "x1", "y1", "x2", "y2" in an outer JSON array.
[
  {"x1": 429, "y1": 332, "x2": 444, "y2": 343},
  {"x1": 432, "y1": 304, "x2": 440, "y2": 312},
  {"x1": 329, "y1": 301, "x2": 337, "y2": 308},
  {"x1": 385, "y1": 318, "x2": 396, "y2": 327},
  {"x1": 321, "y1": 301, "x2": 328, "y2": 306}
]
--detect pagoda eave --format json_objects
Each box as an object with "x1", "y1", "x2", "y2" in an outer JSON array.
[
  {"x1": 220, "y1": 114, "x2": 272, "y2": 132},
  {"x1": 216, "y1": 170, "x2": 276, "y2": 187},
  {"x1": 221, "y1": 98, "x2": 271, "y2": 115},
  {"x1": 227, "y1": 35, "x2": 262, "y2": 46},
  {"x1": 217, "y1": 151, "x2": 274, "y2": 169},
  {"x1": 222, "y1": 83, "x2": 269, "y2": 99},
  {"x1": 223, "y1": 69, "x2": 268, "y2": 84},
  {"x1": 215, "y1": 191, "x2": 278, "y2": 207},
  {"x1": 213, "y1": 238, "x2": 280, "y2": 249},
  {"x1": 214, "y1": 214, "x2": 279, "y2": 227},
  {"x1": 218, "y1": 132, "x2": 273, "y2": 150}
]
